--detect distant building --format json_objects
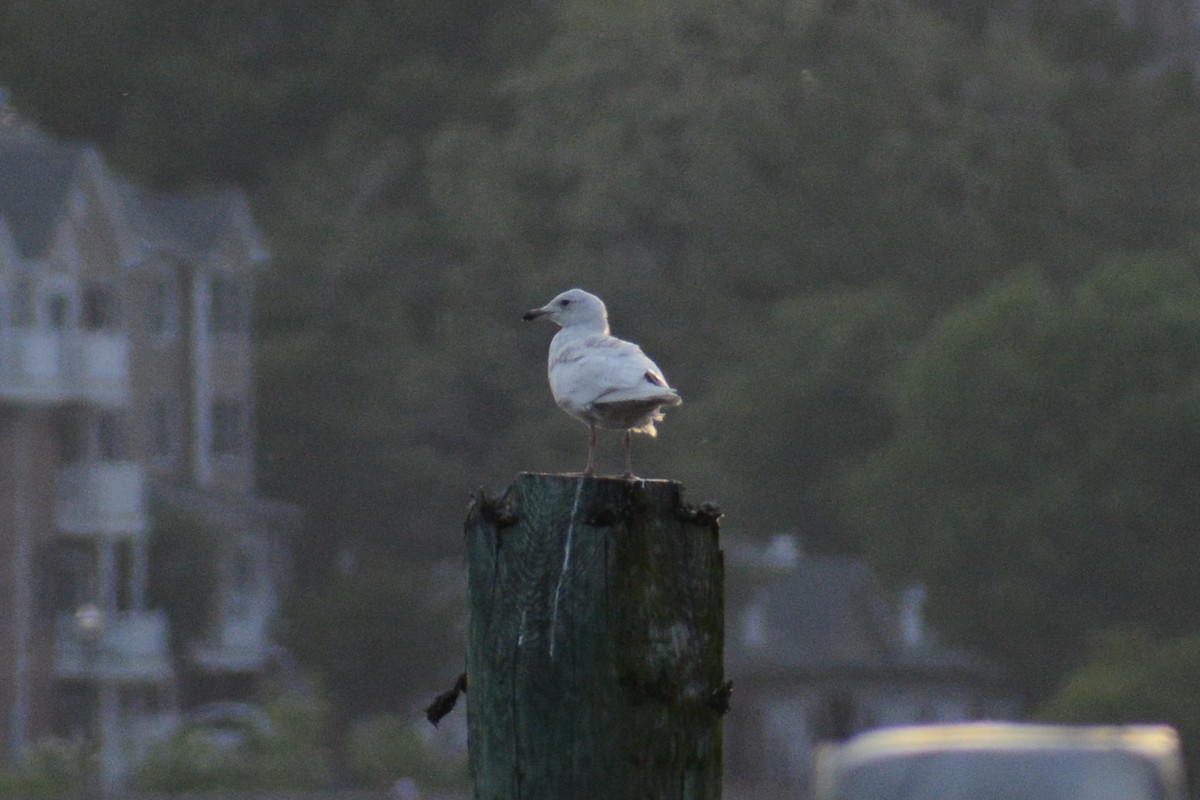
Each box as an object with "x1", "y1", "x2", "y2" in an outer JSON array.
[
  {"x1": 723, "y1": 536, "x2": 1019, "y2": 793},
  {"x1": 0, "y1": 114, "x2": 297, "y2": 787}
]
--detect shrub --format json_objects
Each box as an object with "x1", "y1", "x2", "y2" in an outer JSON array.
[
  {"x1": 348, "y1": 714, "x2": 466, "y2": 790},
  {"x1": 136, "y1": 697, "x2": 330, "y2": 792},
  {"x1": 0, "y1": 738, "x2": 92, "y2": 797}
]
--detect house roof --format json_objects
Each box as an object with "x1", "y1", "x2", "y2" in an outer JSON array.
[
  {"x1": 0, "y1": 131, "x2": 84, "y2": 255},
  {"x1": 117, "y1": 181, "x2": 251, "y2": 258},
  {"x1": 733, "y1": 555, "x2": 898, "y2": 671},
  {"x1": 0, "y1": 117, "x2": 265, "y2": 265},
  {"x1": 730, "y1": 553, "x2": 998, "y2": 680}
]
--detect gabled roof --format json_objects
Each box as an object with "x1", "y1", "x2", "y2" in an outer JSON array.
[
  {"x1": 0, "y1": 130, "x2": 84, "y2": 256},
  {"x1": 0, "y1": 116, "x2": 266, "y2": 266},
  {"x1": 116, "y1": 182, "x2": 257, "y2": 261},
  {"x1": 733, "y1": 555, "x2": 900, "y2": 673},
  {"x1": 730, "y1": 553, "x2": 998, "y2": 680}
]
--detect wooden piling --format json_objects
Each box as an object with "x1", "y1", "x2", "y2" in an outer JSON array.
[{"x1": 465, "y1": 473, "x2": 725, "y2": 800}]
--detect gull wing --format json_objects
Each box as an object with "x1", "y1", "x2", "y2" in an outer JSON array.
[{"x1": 551, "y1": 335, "x2": 680, "y2": 408}]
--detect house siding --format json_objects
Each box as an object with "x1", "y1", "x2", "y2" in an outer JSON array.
[{"x1": 0, "y1": 408, "x2": 63, "y2": 761}]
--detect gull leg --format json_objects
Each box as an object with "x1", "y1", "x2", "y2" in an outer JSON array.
[
  {"x1": 584, "y1": 424, "x2": 597, "y2": 477},
  {"x1": 623, "y1": 430, "x2": 634, "y2": 479}
]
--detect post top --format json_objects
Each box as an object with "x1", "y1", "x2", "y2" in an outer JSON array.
[{"x1": 517, "y1": 471, "x2": 680, "y2": 488}]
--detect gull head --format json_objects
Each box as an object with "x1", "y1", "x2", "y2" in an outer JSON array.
[{"x1": 523, "y1": 288, "x2": 609, "y2": 333}]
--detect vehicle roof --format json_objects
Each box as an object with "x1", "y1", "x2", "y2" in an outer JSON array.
[
  {"x1": 812, "y1": 723, "x2": 1189, "y2": 800},
  {"x1": 824, "y1": 722, "x2": 1181, "y2": 763}
]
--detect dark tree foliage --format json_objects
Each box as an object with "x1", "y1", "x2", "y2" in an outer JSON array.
[
  {"x1": 0, "y1": 0, "x2": 544, "y2": 184},
  {"x1": 677, "y1": 286, "x2": 922, "y2": 553},
  {"x1": 846, "y1": 255, "x2": 1200, "y2": 695},
  {"x1": 282, "y1": 552, "x2": 464, "y2": 718}
]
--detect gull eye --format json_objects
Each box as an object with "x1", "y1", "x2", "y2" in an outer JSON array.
[{"x1": 559, "y1": 298, "x2": 571, "y2": 307}]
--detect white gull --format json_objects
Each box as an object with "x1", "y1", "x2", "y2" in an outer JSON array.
[{"x1": 524, "y1": 288, "x2": 682, "y2": 478}]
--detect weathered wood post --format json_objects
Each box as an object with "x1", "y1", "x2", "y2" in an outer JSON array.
[{"x1": 465, "y1": 473, "x2": 725, "y2": 800}]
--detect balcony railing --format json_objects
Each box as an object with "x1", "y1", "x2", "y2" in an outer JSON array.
[
  {"x1": 56, "y1": 609, "x2": 174, "y2": 682},
  {"x1": 190, "y1": 590, "x2": 278, "y2": 672},
  {"x1": 0, "y1": 328, "x2": 129, "y2": 405},
  {"x1": 57, "y1": 462, "x2": 146, "y2": 535},
  {"x1": 74, "y1": 332, "x2": 129, "y2": 405}
]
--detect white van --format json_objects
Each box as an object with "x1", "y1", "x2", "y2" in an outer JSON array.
[{"x1": 811, "y1": 722, "x2": 1187, "y2": 800}]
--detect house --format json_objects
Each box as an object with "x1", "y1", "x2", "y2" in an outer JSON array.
[
  {"x1": 723, "y1": 535, "x2": 1020, "y2": 794},
  {"x1": 0, "y1": 111, "x2": 296, "y2": 788}
]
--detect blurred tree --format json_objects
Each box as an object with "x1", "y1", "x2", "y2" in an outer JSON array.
[
  {"x1": 281, "y1": 552, "x2": 464, "y2": 719},
  {"x1": 677, "y1": 285, "x2": 921, "y2": 552},
  {"x1": 846, "y1": 254, "x2": 1200, "y2": 694},
  {"x1": 917, "y1": 0, "x2": 1200, "y2": 270},
  {"x1": 429, "y1": 0, "x2": 1085, "y2": 305},
  {"x1": 254, "y1": 118, "x2": 550, "y2": 571}
]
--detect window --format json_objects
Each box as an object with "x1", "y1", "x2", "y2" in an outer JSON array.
[
  {"x1": 148, "y1": 396, "x2": 179, "y2": 462},
  {"x1": 95, "y1": 410, "x2": 127, "y2": 462},
  {"x1": 115, "y1": 540, "x2": 136, "y2": 612},
  {"x1": 209, "y1": 276, "x2": 247, "y2": 335},
  {"x1": 227, "y1": 539, "x2": 261, "y2": 615},
  {"x1": 82, "y1": 284, "x2": 120, "y2": 331},
  {"x1": 57, "y1": 683, "x2": 92, "y2": 741},
  {"x1": 59, "y1": 412, "x2": 131, "y2": 463},
  {"x1": 12, "y1": 277, "x2": 31, "y2": 326},
  {"x1": 212, "y1": 398, "x2": 247, "y2": 458},
  {"x1": 59, "y1": 414, "x2": 88, "y2": 464},
  {"x1": 54, "y1": 541, "x2": 95, "y2": 614},
  {"x1": 44, "y1": 292, "x2": 71, "y2": 330}
]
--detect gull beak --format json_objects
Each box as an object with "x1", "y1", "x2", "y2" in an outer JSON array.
[{"x1": 523, "y1": 306, "x2": 549, "y2": 322}]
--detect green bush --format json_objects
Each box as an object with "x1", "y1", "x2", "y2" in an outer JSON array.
[
  {"x1": 348, "y1": 714, "x2": 466, "y2": 790},
  {"x1": 1039, "y1": 631, "x2": 1200, "y2": 776},
  {"x1": 135, "y1": 697, "x2": 331, "y2": 792},
  {"x1": 0, "y1": 738, "x2": 92, "y2": 797}
]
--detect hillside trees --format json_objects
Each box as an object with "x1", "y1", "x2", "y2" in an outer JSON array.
[
  {"x1": 0, "y1": 0, "x2": 544, "y2": 184},
  {"x1": 429, "y1": 0, "x2": 1089, "y2": 306}
]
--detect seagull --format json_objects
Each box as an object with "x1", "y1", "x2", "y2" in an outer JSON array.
[{"x1": 524, "y1": 288, "x2": 682, "y2": 478}]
